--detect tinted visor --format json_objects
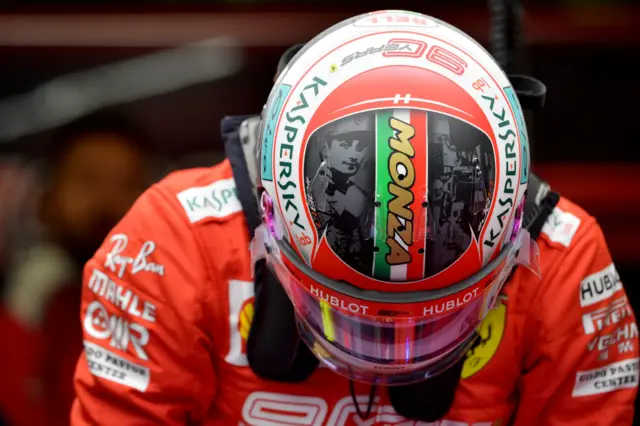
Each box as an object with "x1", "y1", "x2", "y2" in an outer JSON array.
[
  {"x1": 293, "y1": 285, "x2": 482, "y2": 385},
  {"x1": 252, "y1": 223, "x2": 539, "y2": 385}
]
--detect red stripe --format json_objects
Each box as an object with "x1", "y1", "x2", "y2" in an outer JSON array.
[{"x1": 407, "y1": 110, "x2": 427, "y2": 280}]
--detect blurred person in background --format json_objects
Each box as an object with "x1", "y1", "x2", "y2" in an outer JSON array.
[
  {"x1": 0, "y1": 112, "x2": 148, "y2": 426},
  {"x1": 70, "y1": 10, "x2": 638, "y2": 426}
]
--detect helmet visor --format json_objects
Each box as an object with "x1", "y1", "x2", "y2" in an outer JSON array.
[
  {"x1": 293, "y1": 283, "x2": 483, "y2": 385},
  {"x1": 252, "y1": 222, "x2": 538, "y2": 385}
]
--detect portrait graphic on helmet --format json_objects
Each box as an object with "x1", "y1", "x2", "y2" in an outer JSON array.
[
  {"x1": 304, "y1": 112, "x2": 376, "y2": 275},
  {"x1": 303, "y1": 110, "x2": 494, "y2": 280},
  {"x1": 254, "y1": 10, "x2": 537, "y2": 385}
]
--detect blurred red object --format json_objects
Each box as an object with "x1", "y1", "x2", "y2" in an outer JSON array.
[
  {"x1": 0, "y1": 286, "x2": 82, "y2": 426},
  {"x1": 0, "y1": 307, "x2": 46, "y2": 426}
]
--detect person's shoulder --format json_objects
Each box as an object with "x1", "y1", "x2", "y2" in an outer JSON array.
[
  {"x1": 513, "y1": 194, "x2": 602, "y2": 312},
  {"x1": 76, "y1": 163, "x2": 240, "y2": 401},
  {"x1": 524, "y1": 195, "x2": 621, "y2": 339},
  {"x1": 84, "y1": 162, "x2": 242, "y2": 333},
  {"x1": 130, "y1": 159, "x2": 244, "y2": 228},
  {"x1": 536, "y1": 194, "x2": 611, "y2": 287},
  {"x1": 537, "y1": 195, "x2": 597, "y2": 253},
  {"x1": 157, "y1": 159, "x2": 234, "y2": 196},
  {"x1": 93, "y1": 159, "x2": 244, "y2": 294},
  {"x1": 154, "y1": 159, "x2": 243, "y2": 226}
]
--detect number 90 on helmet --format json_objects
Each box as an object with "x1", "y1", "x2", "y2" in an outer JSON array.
[{"x1": 252, "y1": 9, "x2": 540, "y2": 386}]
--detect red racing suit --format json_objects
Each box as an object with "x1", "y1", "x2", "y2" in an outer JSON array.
[{"x1": 71, "y1": 160, "x2": 639, "y2": 425}]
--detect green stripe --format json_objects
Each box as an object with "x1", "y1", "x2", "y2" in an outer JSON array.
[{"x1": 373, "y1": 110, "x2": 395, "y2": 280}]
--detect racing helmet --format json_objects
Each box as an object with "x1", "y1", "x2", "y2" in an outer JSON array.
[{"x1": 253, "y1": 10, "x2": 539, "y2": 386}]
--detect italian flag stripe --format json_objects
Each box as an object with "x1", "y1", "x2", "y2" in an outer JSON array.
[
  {"x1": 373, "y1": 110, "x2": 394, "y2": 281},
  {"x1": 373, "y1": 109, "x2": 429, "y2": 282},
  {"x1": 407, "y1": 109, "x2": 428, "y2": 281}
]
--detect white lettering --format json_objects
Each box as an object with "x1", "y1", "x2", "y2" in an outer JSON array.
[
  {"x1": 582, "y1": 296, "x2": 633, "y2": 335},
  {"x1": 87, "y1": 269, "x2": 157, "y2": 323},
  {"x1": 141, "y1": 302, "x2": 157, "y2": 322},
  {"x1": 115, "y1": 286, "x2": 132, "y2": 311},
  {"x1": 83, "y1": 300, "x2": 150, "y2": 361},
  {"x1": 423, "y1": 288, "x2": 479, "y2": 316},
  {"x1": 241, "y1": 392, "x2": 496, "y2": 425},
  {"x1": 242, "y1": 392, "x2": 328, "y2": 426},
  {"x1": 83, "y1": 300, "x2": 111, "y2": 340},
  {"x1": 619, "y1": 340, "x2": 635, "y2": 354},
  {"x1": 128, "y1": 322, "x2": 150, "y2": 360},
  {"x1": 104, "y1": 234, "x2": 165, "y2": 279},
  {"x1": 588, "y1": 322, "x2": 638, "y2": 353},
  {"x1": 309, "y1": 285, "x2": 369, "y2": 315},
  {"x1": 128, "y1": 296, "x2": 142, "y2": 317},
  {"x1": 105, "y1": 280, "x2": 117, "y2": 303}
]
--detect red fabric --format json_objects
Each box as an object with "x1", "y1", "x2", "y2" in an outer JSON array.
[{"x1": 70, "y1": 161, "x2": 638, "y2": 425}]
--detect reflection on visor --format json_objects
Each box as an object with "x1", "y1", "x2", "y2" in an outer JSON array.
[
  {"x1": 280, "y1": 262, "x2": 495, "y2": 385},
  {"x1": 251, "y1": 219, "x2": 539, "y2": 385},
  {"x1": 298, "y1": 317, "x2": 479, "y2": 386},
  {"x1": 289, "y1": 283, "x2": 484, "y2": 386},
  {"x1": 293, "y1": 284, "x2": 480, "y2": 367}
]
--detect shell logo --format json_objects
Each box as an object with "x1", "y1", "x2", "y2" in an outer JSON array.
[{"x1": 239, "y1": 297, "x2": 255, "y2": 351}]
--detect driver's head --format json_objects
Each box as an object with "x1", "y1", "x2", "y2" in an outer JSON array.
[{"x1": 254, "y1": 10, "x2": 537, "y2": 385}]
